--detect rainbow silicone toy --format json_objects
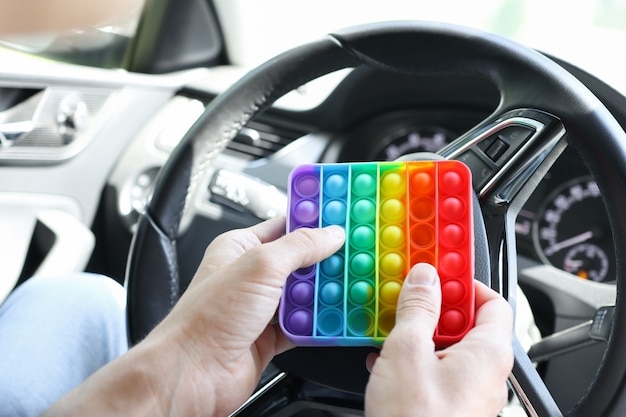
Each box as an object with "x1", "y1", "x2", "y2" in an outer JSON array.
[{"x1": 279, "y1": 160, "x2": 475, "y2": 348}]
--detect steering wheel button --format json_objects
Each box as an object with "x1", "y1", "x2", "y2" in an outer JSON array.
[
  {"x1": 500, "y1": 125, "x2": 535, "y2": 143},
  {"x1": 485, "y1": 137, "x2": 510, "y2": 161},
  {"x1": 456, "y1": 151, "x2": 492, "y2": 188},
  {"x1": 280, "y1": 161, "x2": 475, "y2": 347}
]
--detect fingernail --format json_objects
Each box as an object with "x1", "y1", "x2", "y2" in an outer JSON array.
[{"x1": 407, "y1": 263, "x2": 437, "y2": 286}]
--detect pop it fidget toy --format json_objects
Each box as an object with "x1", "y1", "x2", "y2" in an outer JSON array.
[{"x1": 279, "y1": 160, "x2": 475, "y2": 348}]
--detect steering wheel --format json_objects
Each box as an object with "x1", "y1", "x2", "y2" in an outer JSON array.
[{"x1": 126, "y1": 21, "x2": 626, "y2": 416}]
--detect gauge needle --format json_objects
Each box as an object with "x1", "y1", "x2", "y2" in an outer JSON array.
[
  {"x1": 545, "y1": 230, "x2": 593, "y2": 256},
  {"x1": 564, "y1": 259, "x2": 583, "y2": 270}
]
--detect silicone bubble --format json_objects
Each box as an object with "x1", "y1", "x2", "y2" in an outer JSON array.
[
  {"x1": 321, "y1": 254, "x2": 344, "y2": 278},
  {"x1": 317, "y1": 308, "x2": 344, "y2": 336},
  {"x1": 319, "y1": 281, "x2": 343, "y2": 306},
  {"x1": 323, "y1": 200, "x2": 347, "y2": 225},
  {"x1": 381, "y1": 225, "x2": 405, "y2": 248},
  {"x1": 380, "y1": 280, "x2": 402, "y2": 305},
  {"x1": 351, "y1": 198, "x2": 376, "y2": 223},
  {"x1": 293, "y1": 200, "x2": 319, "y2": 224},
  {"x1": 324, "y1": 173, "x2": 348, "y2": 198},
  {"x1": 352, "y1": 173, "x2": 376, "y2": 197},
  {"x1": 295, "y1": 175, "x2": 319, "y2": 197},
  {"x1": 349, "y1": 280, "x2": 375, "y2": 305}
]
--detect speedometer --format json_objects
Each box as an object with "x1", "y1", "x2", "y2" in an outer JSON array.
[
  {"x1": 533, "y1": 177, "x2": 615, "y2": 282},
  {"x1": 373, "y1": 126, "x2": 454, "y2": 161}
]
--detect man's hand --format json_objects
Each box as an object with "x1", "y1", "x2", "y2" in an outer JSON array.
[
  {"x1": 365, "y1": 263, "x2": 514, "y2": 417},
  {"x1": 43, "y1": 217, "x2": 345, "y2": 417}
]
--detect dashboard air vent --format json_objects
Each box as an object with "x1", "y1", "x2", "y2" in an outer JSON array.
[{"x1": 224, "y1": 120, "x2": 304, "y2": 161}]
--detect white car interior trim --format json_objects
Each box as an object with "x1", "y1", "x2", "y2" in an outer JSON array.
[
  {"x1": 32, "y1": 209, "x2": 95, "y2": 279},
  {"x1": 0, "y1": 192, "x2": 83, "y2": 302}
]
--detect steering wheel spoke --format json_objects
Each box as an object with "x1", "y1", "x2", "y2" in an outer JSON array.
[
  {"x1": 527, "y1": 305, "x2": 614, "y2": 363},
  {"x1": 510, "y1": 337, "x2": 564, "y2": 417},
  {"x1": 440, "y1": 109, "x2": 567, "y2": 296},
  {"x1": 440, "y1": 108, "x2": 567, "y2": 203}
]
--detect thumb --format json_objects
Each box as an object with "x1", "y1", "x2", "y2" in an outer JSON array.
[{"x1": 392, "y1": 263, "x2": 442, "y2": 345}]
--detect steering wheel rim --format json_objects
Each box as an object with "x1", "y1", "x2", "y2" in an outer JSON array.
[{"x1": 126, "y1": 21, "x2": 626, "y2": 416}]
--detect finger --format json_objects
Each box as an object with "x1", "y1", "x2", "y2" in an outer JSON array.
[
  {"x1": 449, "y1": 281, "x2": 514, "y2": 377},
  {"x1": 396, "y1": 263, "x2": 441, "y2": 336},
  {"x1": 385, "y1": 263, "x2": 441, "y2": 355},
  {"x1": 247, "y1": 216, "x2": 288, "y2": 244},
  {"x1": 497, "y1": 383, "x2": 511, "y2": 414},
  {"x1": 365, "y1": 352, "x2": 379, "y2": 373},
  {"x1": 272, "y1": 324, "x2": 296, "y2": 355},
  {"x1": 474, "y1": 279, "x2": 506, "y2": 310},
  {"x1": 277, "y1": 226, "x2": 346, "y2": 268},
  {"x1": 211, "y1": 217, "x2": 287, "y2": 253},
  {"x1": 199, "y1": 217, "x2": 288, "y2": 271},
  {"x1": 471, "y1": 281, "x2": 514, "y2": 337},
  {"x1": 236, "y1": 225, "x2": 345, "y2": 286}
]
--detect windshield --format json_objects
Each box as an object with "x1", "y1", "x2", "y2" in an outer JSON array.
[
  {"x1": 213, "y1": 0, "x2": 626, "y2": 94},
  {"x1": 1, "y1": 0, "x2": 625, "y2": 95}
]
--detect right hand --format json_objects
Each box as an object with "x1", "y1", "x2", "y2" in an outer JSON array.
[{"x1": 364, "y1": 263, "x2": 514, "y2": 417}]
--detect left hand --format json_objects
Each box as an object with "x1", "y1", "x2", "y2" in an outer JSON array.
[
  {"x1": 138, "y1": 216, "x2": 346, "y2": 416},
  {"x1": 43, "y1": 216, "x2": 345, "y2": 417}
]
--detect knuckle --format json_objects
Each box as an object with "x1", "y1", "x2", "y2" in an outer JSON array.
[
  {"x1": 396, "y1": 295, "x2": 440, "y2": 322},
  {"x1": 286, "y1": 228, "x2": 322, "y2": 265},
  {"x1": 290, "y1": 227, "x2": 318, "y2": 248}
]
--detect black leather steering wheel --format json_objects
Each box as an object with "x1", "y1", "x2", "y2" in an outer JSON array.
[{"x1": 126, "y1": 21, "x2": 626, "y2": 416}]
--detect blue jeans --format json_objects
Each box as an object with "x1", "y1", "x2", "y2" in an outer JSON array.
[{"x1": 0, "y1": 274, "x2": 128, "y2": 417}]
